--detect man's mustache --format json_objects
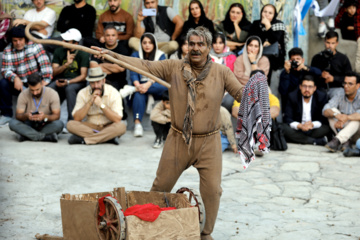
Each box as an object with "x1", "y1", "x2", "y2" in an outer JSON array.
[{"x1": 191, "y1": 51, "x2": 201, "y2": 56}]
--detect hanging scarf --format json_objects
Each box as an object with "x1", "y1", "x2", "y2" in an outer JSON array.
[
  {"x1": 182, "y1": 55, "x2": 212, "y2": 147},
  {"x1": 209, "y1": 46, "x2": 234, "y2": 58},
  {"x1": 236, "y1": 72, "x2": 271, "y2": 170}
]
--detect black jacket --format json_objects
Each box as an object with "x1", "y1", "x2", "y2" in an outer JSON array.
[
  {"x1": 284, "y1": 88, "x2": 329, "y2": 125},
  {"x1": 143, "y1": 6, "x2": 175, "y2": 38}
]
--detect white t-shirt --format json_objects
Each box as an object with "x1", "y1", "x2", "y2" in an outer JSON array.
[{"x1": 23, "y1": 7, "x2": 56, "y2": 39}]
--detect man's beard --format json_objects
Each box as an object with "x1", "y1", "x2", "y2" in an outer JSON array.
[
  {"x1": 91, "y1": 86, "x2": 104, "y2": 96},
  {"x1": 32, "y1": 89, "x2": 43, "y2": 99},
  {"x1": 74, "y1": 0, "x2": 82, "y2": 3},
  {"x1": 303, "y1": 94, "x2": 311, "y2": 99},
  {"x1": 110, "y1": 5, "x2": 119, "y2": 13}
]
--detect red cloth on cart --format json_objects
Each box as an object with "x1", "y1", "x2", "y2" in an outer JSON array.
[
  {"x1": 124, "y1": 203, "x2": 176, "y2": 222},
  {"x1": 98, "y1": 194, "x2": 113, "y2": 217}
]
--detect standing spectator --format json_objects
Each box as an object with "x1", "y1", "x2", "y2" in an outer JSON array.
[
  {"x1": 130, "y1": 33, "x2": 167, "y2": 137},
  {"x1": 279, "y1": 47, "x2": 321, "y2": 107},
  {"x1": 335, "y1": 0, "x2": 357, "y2": 41},
  {"x1": 48, "y1": 29, "x2": 89, "y2": 122},
  {"x1": 180, "y1": 0, "x2": 215, "y2": 38},
  {"x1": 90, "y1": 0, "x2": 134, "y2": 46},
  {"x1": 170, "y1": 35, "x2": 188, "y2": 60},
  {"x1": 249, "y1": 4, "x2": 288, "y2": 84},
  {"x1": 13, "y1": 0, "x2": 56, "y2": 39},
  {"x1": 9, "y1": 73, "x2": 63, "y2": 142},
  {"x1": 130, "y1": 0, "x2": 184, "y2": 55},
  {"x1": 282, "y1": 75, "x2": 331, "y2": 146},
  {"x1": 150, "y1": 90, "x2": 171, "y2": 148},
  {"x1": 317, "y1": 0, "x2": 337, "y2": 38},
  {"x1": 0, "y1": 25, "x2": 52, "y2": 125},
  {"x1": 0, "y1": 8, "x2": 12, "y2": 52},
  {"x1": 215, "y1": 3, "x2": 251, "y2": 52},
  {"x1": 90, "y1": 25, "x2": 131, "y2": 120},
  {"x1": 323, "y1": 71, "x2": 360, "y2": 152},
  {"x1": 67, "y1": 67, "x2": 126, "y2": 145},
  {"x1": 57, "y1": 0, "x2": 96, "y2": 38},
  {"x1": 311, "y1": 31, "x2": 352, "y2": 98}
]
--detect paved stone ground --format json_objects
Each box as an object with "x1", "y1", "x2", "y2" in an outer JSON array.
[{"x1": 0, "y1": 125, "x2": 359, "y2": 240}]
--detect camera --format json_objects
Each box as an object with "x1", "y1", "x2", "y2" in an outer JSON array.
[
  {"x1": 290, "y1": 60, "x2": 299, "y2": 69},
  {"x1": 321, "y1": 48, "x2": 333, "y2": 59}
]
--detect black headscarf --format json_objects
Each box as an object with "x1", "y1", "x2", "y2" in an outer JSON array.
[
  {"x1": 221, "y1": 3, "x2": 251, "y2": 34},
  {"x1": 187, "y1": 0, "x2": 210, "y2": 27}
]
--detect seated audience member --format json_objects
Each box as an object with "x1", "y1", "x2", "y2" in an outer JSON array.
[
  {"x1": 169, "y1": 35, "x2": 188, "y2": 60},
  {"x1": 48, "y1": 28, "x2": 89, "y2": 122},
  {"x1": 180, "y1": 0, "x2": 215, "y2": 38},
  {"x1": 85, "y1": 0, "x2": 134, "y2": 47},
  {"x1": 130, "y1": 33, "x2": 167, "y2": 137},
  {"x1": 57, "y1": 0, "x2": 96, "y2": 39},
  {"x1": 150, "y1": 90, "x2": 171, "y2": 148},
  {"x1": 311, "y1": 31, "x2": 352, "y2": 98},
  {"x1": 13, "y1": 0, "x2": 56, "y2": 39},
  {"x1": 9, "y1": 73, "x2": 63, "y2": 142},
  {"x1": 343, "y1": 138, "x2": 360, "y2": 156},
  {"x1": 0, "y1": 25, "x2": 52, "y2": 125},
  {"x1": 282, "y1": 75, "x2": 331, "y2": 146},
  {"x1": 335, "y1": 0, "x2": 358, "y2": 41},
  {"x1": 233, "y1": 36, "x2": 270, "y2": 86},
  {"x1": 323, "y1": 71, "x2": 360, "y2": 152},
  {"x1": 67, "y1": 67, "x2": 126, "y2": 145},
  {"x1": 279, "y1": 47, "x2": 321, "y2": 107},
  {"x1": 130, "y1": 0, "x2": 184, "y2": 55},
  {"x1": 220, "y1": 106, "x2": 237, "y2": 153},
  {"x1": 215, "y1": 3, "x2": 251, "y2": 52},
  {"x1": 249, "y1": 4, "x2": 287, "y2": 83}
]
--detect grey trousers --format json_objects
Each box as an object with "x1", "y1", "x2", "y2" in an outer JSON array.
[{"x1": 9, "y1": 119, "x2": 64, "y2": 141}]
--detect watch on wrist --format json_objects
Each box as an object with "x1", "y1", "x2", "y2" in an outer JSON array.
[
  {"x1": 67, "y1": 80, "x2": 70, "y2": 85},
  {"x1": 333, "y1": 112, "x2": 339, "y2": 117},
  {"x1": 250, "y1": 61, "x2": 257, "y2": 65},
  {"x1": 44, "y1": 117, "x2": 48, "y2": 123},
  {"x1": 100, "y1": 103, "x2": 106, "y2": 109}
]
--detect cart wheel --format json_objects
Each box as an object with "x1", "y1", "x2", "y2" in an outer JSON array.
[
  {"x1": 95, "y1": 196, "x2": 126, "y2": 240},
  {"x1": 176, "y1": 187, "x2": 206, "y2": 233}
]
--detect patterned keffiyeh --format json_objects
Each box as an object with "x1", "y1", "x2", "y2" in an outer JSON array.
[{"x1": 236, "y1": 72, "x2": 271, "y2": 169}]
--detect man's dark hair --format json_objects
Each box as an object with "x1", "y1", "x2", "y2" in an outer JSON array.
[
  {"x1": 8, "y1": 25, "x2": 28, "y2": 43},
  {"x1": 325, "y1": 30, "x2": 339, "y2": 41},
  {"x1": 300, "y1": 74, "x2": 316, "y2": 85},
  {"x1": 27, "y1": 73, "x2": 42, "y2": 86},
  {"x1": 288, "y1": 47, "x2": 303, "y2": 58},
  {"x1": 161, "y1": 90, "x2": 169, "y2": 101},
  {"x1": 345, "y1": 71, "x2": 360, "y2": 83},
  {"x1": 344, "y1": 0, "x2": 357, "y2": 8},
  {"x1": 104, "y1": 24, "x2": 117, "y2": 33}
]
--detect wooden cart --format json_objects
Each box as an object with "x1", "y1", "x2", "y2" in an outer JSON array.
[{"x1": 35, "y1": 187, "x2": 205, "y2": 240}]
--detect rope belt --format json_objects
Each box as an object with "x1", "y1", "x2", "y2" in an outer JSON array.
[{"x1": 171, "y1": 125, "x2": 220, "y2": 138}]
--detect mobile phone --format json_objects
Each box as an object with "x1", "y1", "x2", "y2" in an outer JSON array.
[
  {"x1": 32, "y1": 111, "x2": 39, "y2": 115},
  {"x1": 58, "y1": 79, "x2": 65, "y2": 83},
  {"x1": 143, "y1": 8, "x2": 156, "y2": 16}
]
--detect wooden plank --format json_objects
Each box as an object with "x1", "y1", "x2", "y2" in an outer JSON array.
[
  {"x1": 126, "y1": 191, "x2": 191, "y2": 209},
  {"x1": 114, "y1": 187, "x2": 127, "y2": 210}
]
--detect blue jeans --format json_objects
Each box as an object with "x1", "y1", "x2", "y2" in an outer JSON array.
[
  {"x1": 220, "y1": 131, "x2": 230, "y2": 152},
  {"x1": 132, "y1": 82, "x2": 167, "y2": 122},
  {"x1": 0, "y1": 78, "x2": 23, "y2": 117}
]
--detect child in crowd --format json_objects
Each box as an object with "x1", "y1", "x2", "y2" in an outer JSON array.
[
  {"x1": 336, "y1": 0, "x2": 357, "y2": 41},
  {"x1": 150, "y1": 91, "x2": 171, "y2": 148},
  {"x1": 219, "y1": 106, "x2": 237, "y2": 153}
]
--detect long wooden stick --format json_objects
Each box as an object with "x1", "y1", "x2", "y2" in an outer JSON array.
[{"x1": 25, "y1": 22, "x2": 171, "y2": 89}]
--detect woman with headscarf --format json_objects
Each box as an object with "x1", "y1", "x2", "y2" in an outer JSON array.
[
  {"x1": 210, "y1": 32, "x2": 237, "y2": 71},
  {"x1": 249, "y1": 4, "x2": 288, "y2": 82},
  {"x1": 215, "y1": 3, "x2": 251, "y2": 52},
  {"x1": 130, "y1": 33, "x2": 167, "y2": 137},
  {"x1": 170, "y1": 34, "x2": 189, "y2": 60},
  {"x1": 233, "y1": 36, "x2": 270, "y2": 86},
  {"x1": 180, "y1": 0, "x2": 215, "y2": 37}
]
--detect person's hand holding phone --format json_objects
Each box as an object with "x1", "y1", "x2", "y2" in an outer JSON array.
[
  {"x1": 29, "y1": 111, "x2": 44, "y2": 121},
  {"x1": 56, "y1": 79, "x2": 67, "y2": 87}
]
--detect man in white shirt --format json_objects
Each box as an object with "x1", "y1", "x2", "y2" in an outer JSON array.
[
  {"x1": 283, "y1": 75, "x2": 331, "y2": 145},
  {"x1": 13, "y1": 0, "x2": 56, "y2": 39}
]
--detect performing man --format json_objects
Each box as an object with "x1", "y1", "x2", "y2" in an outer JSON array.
[{"x1": 93, "y1": 26, "x2": 262, "y2": 240}]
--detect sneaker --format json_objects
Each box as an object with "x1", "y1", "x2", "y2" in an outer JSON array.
[
  {"x1": 42, "y1": 133, "x2": 58, "y2": 143},
  {"x1": 134, "y1": 123, "x2": 143, "y2": 137},
  {"x1": 153, "y1": 138, "x2": 163, "y2": 149},
  {"x1": 0, "y1": 116, "x2": 12, "y2": 125},
  {"x1": 328, "y1": 18, "x2": 335, "y2": 30},
  {"x1": 68, "y1": 134, "x2": 85, "y2": 144},
  {"x1": 119, "y1": 85, "x2": 136, "y2": 99},
  {"x1": 325, "y1": 137, "x2": 341, "y2": 152},
  {"x1": 318, "y1": 22, "x2": 327, "y2": 38},
  {"x1": 17, "y1": 134, "x2": 27, "y2": 142},
  {"x1": 341, "y1": 140, "x2": 351, "y2": 151},
  {"x1": 62, "y1": 127, "x2": 69, "y2": 134},
  {"x1": 343, "y1": 148, "x2": 360, "y2": 157},
  {"x1": 314, "y1": 136, "x2": 328, "y2": 146}
]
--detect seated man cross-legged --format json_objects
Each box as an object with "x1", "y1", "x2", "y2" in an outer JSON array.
[
  {"x1": 9, "y1": 73, "x2": 64, "y2": 142},
  {"x1": 67, "y1": 67, "x2": 126, "y2": 145}
]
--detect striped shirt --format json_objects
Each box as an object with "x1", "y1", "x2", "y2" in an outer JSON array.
[
  {"x1": 323, "y1": 90, "x2": 360, "y2": 115},
  {"x1": 1, "y1": 41, "x2": 52, "y2": 83}
]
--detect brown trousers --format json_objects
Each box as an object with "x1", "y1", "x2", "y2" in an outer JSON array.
[
  {"x1": 67, "y1": 120, "x2": 126, "y2": 144},
  {"x1": 150, "y1": 128, "x2": 223, "y2": 236}
]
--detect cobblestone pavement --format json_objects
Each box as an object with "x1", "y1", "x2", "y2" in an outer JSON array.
[{"x1": 0, "y1": 125, "x2": 359, "y2": 240}]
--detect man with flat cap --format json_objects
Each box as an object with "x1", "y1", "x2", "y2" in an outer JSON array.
[{"x1": 66, "y1": 67, "x2": 126, "y2": 145}]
